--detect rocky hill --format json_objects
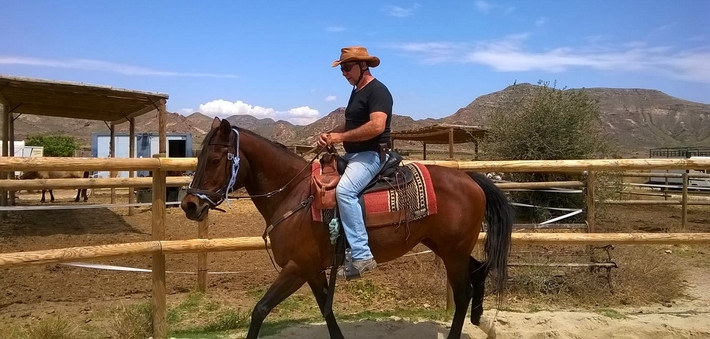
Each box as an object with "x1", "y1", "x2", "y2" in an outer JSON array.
[
  {"x1": 10, "y1": 83, "x2": 710, "y2": 157},
  {"x1": 446, "y1": 83, "x2": 710, "y2": 157}
]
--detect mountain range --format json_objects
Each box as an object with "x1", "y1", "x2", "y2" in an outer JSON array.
[{"x1": 11, "y1": 83, "x2": 710, "y2": 158}]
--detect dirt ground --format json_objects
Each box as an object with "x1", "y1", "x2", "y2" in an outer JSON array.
[{"x1": 1, "y1": 188, "x2": 709, "y2": 338}]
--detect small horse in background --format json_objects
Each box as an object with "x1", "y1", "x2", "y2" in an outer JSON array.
[{"x1": 19, "y1": 171, "x2": 91, "y2": 203}]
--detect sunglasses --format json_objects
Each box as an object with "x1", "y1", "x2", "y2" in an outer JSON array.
[{"x1": 340, "y1": 62, "x2": 358, "y2": 72}]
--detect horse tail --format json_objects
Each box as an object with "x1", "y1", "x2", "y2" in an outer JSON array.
[{"x1": 468, "y1": 171, "x2": 513, "y2": 306}]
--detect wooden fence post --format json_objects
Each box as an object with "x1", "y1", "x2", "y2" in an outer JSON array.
[
  {"x1": 585, "y1": 171, "x2": 596, "y2": 233},
  {"x1": 681, "y1": 173, "x2": 688, "y2": 230},
  {"x1": 151, "y1": 169, "x2": 167, "y2": 339},
  {"x1": 197, "y1": 217, "x2": 209, "y2": 292}
]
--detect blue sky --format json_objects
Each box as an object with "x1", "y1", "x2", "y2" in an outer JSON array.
[{"x1": 1, "y1": 1, "x2": 708, "y2": 125}]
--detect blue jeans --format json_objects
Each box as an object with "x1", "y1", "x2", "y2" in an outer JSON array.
[{"x1": 336, "y1": 151, "x2": 381, "y2": 261}]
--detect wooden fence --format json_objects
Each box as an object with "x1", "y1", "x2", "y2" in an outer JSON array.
[{"x1": 1, "y1": 156, "x2": 710, "y2": 338}]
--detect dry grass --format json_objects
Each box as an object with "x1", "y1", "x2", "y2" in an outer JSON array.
[
  {"x1": 502, "y1": 244, "x2": 685, "y2": 309},
  {"x1": 24, "y1": 315, "x2": 82, "y2": 339},
  {"x1": 108, "y1": 301, "x2": 153, "y2": 339}
]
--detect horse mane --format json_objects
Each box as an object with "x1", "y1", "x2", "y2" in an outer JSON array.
[
  {"x1": 200, "y1": 123, "x2": 308, "y2": 163},
  {"x1": 234, "y1": 127, "x2": 307, "y2": 163}
]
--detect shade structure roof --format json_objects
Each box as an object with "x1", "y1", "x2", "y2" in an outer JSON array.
[
  {"x1": 391, "y1": 124, "x2": 487, "y2": 144},
  {"x1": 0, "y1": 75, "x2": 169, "y2": 124}
]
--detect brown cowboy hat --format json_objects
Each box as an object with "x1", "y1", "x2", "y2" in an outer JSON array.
[{"x1": 331, "y1": 46, "x2": 380, "y2": 68}]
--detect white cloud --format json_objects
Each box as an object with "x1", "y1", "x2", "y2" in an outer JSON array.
[
  {"x1": 387, "y1": 35, "x2": 710, "y2": 83},
  {"x1": 325, "y1": 95, "x2": 336, "y2": 102},
  {"x1": 384, "y1": 4, "x2": 421, "y2": 18},
  {"x1": 197, "y1": 99, "x2": 320, "y2": 125},
  {"x1": 326, "y1": 26, "x2": 346, "y2": 32},
  {"x1": 285, "y1": 106, "x2": 320, "y2": 125},
  {"x1": 0, "y1": 55, "x2": 237, "y2": 78},
  {"x1": 535, "y1": 17, "x2": 548, "y2": 27}
]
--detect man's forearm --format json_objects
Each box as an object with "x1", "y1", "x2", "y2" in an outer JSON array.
[{"x1": 341, "y1": 120, "x2": 384, "y2": 142}]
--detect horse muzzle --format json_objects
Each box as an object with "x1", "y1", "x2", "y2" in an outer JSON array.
[{"x1": 181, "y1": 194, "x2": 210, "y2": 221}]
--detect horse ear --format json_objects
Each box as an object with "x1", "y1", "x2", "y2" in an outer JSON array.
[
  {"x1": 211, "y1": 117, "x2": 221, "y2": 129},
  {"x1": 219, "y1": 119, "x2": 232, "y2": 135}
]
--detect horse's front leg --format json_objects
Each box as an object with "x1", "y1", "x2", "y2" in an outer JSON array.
[
  {"x1": 246, "y1": 264, "x2": 307, "y2": 339},
  {"x1": 49, "y1": 189, "x2": 55, "y2": 203},
  {"x1": 307, "y1": 272, "x2": 344, "y2": 339}
]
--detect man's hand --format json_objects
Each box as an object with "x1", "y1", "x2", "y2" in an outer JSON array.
[
  {"x1": 318, "y1": 132, "x2": 344, "y2": 147},
  {"x1": 317, "y1": 133, "x2": 330, "y2": 147}
]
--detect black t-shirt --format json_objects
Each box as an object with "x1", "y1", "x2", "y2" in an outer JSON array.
[{"x1": 343, "y1": 78, "x2": 393, "y2": 153}]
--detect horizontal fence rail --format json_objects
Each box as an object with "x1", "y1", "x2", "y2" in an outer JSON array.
[
  {"x1": 3, "y1": 233, "x2": 710, "y2": 268},
  {"x1": 0, "y1": 157, "x2": 196, "y2": 172},
  {"x1": 0, "y1": 176, "x2": 192, "y2": 190},
  {"x1": 1, "y1": 156, "x2": 709, "y2": 172}
]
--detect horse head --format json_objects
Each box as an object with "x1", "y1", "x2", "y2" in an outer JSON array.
[{"x1": 181, "y1": 117, "x2": 249, "y2": 221}]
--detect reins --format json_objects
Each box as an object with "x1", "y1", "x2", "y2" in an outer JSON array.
[{"x1": 227, "y1": 146, "x2": 324, "y2": 201}]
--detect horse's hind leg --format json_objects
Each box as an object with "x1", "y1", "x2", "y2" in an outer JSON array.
[
  {"x1": 49, "y1": 189, "x2": 55, "y2": 203},
  {"x1": 469, "y1": 257, "x2": 489, "y2": 325},
  {"x1": 247, "y1": 266, "x2": 306, "y2": 339},
  {"x1": 307, "y1": 273, "x2": 344, "y2": 339},
  {"x1": 442, "y1": 255, "x2": 473, "y2": 339}
]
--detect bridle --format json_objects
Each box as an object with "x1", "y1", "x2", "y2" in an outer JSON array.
[
  {"x1": 187, "y1": 127, "x2": 241, "y2": 209},
  {"x1": 187, "y1": 127, "x2": 322, "y2": 211}
]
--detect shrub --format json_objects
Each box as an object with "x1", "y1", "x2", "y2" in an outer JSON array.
[
  {"x1": 25, "y1": 134, "x2": 80, "y2": 157},
  {"x1": 481, "y1": 81, "x2": 615, "y2": 222}
]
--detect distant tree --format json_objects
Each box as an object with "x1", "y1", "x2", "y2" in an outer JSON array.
[
  {"x1": 481, "y1": 80, "x2": 615, "y2": 222},
  {"x1": 25, "y1": 135, "x2": 80, "y2": 157}
]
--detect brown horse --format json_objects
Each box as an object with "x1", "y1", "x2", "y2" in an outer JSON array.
[
  {"x1": 181, "y1": 118, "x2": 513, "y2": 339},
  {"x1": 19, "y1": 171, "x2": 90, "y2": 203}
]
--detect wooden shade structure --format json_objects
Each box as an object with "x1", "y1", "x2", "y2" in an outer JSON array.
[
  {"x1": 0, "y1": 74, "x2": 170, "y2": 207},
  {"x1": 391, "y1": 124, "x2": 487, "y2": 160}
]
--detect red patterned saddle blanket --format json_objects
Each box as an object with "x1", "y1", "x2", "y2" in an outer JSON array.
[{"x1": 311, "y1": 162, "x2": 438, "y2": 227}]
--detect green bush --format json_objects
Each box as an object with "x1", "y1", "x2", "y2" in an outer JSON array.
[
  {"x1": 25, "y1": 135, "x2": 80, "y2": 157},
  {"x1": 481, "y1": 81, "x2": 615, "y2": 222}
]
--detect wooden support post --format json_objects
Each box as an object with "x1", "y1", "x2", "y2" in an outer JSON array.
[
  {"x1": 681, "y1": 172, "x2": 688, "y2": 230},
  {"x1": 585, "y1": 171, "x2": 596, "y2": 233},
  {"x1": 423, "y1": 143, "x2": 427, "y2": 160},
  {"x1": 8, "y1": 113, "x2": 15, "y2": 206},
  {"x1": 1, "y1": 102, "x2": 8, "y2": 218},
  {"x1": 448, "y1": 128, "x2": 454, "y2": 160},
  {"x1": 151, "y1": 169, "x2": 167, "y2": 339},
  {"x1": 158, "y1": 99, "x2": 167, "y2": 156},
  {"x1": 129, "y1": 118, "x2": 136, "y2": 216},
  {"x1": 197, "y1": 217, "x2": 209, "y2": 292},
  {"x1": 110, "y1": 124, "x2": 116, "y2": 204}
]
